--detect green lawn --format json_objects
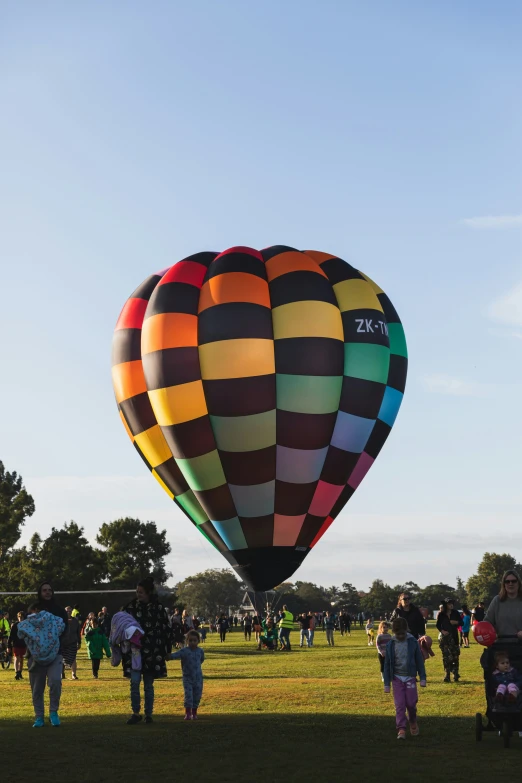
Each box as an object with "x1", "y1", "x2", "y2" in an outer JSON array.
[{"x1": 1, "y1": 624, "x2": 520, "y2": 781}]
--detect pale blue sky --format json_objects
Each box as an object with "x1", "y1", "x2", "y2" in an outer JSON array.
[{"x1": 1, "y1": 1, "x2": 521, "y2": 590}]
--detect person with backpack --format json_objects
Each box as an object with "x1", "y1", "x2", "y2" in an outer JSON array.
[{"x1": 18, "y1": 587, "x2": 67, "y2": 728}]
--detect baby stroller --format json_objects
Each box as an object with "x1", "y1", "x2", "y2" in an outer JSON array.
[{"x1": 475, "y1": 635, "x2": 522, "y2": 748}]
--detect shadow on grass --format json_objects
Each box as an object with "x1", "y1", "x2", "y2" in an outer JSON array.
[{"x1": 2, "y1": 713, "x2": 521, "y2": 782}]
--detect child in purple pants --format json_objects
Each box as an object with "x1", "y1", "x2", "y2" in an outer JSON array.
[{"x1": 383, "y1": 617, "x2": 427, "y2": 740}]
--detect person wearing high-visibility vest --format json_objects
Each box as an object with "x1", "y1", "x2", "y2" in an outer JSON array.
[{"x1": 278, "y1": 605, "x2": 294, "y2": 651}]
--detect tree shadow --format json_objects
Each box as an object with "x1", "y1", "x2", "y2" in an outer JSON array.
[{"x1": 2, "y1": 713, "x2": 520, "y2": 781}]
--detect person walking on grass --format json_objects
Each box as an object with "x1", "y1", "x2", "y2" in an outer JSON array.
[
  {"x1": 61, "y1": 606, "x2": 82, "y2": 680},
  {"x1": 308, "y1": 612, "x2": 316, "y2": 647},
  {"x1": 85, "y1": 618, "x2": 111, "y2": 678},
  {"x1": 243, "y1": 613, "x2": 252, "y2": 642},
  {"x1": 124, "y1": 576, "x2": 172, "y2": 725},
  {"x1": 7, "y1": 611, "x2": 27, "y2": 680},
  {"x1": 436, "y1": 599, "x2": 461, "y2": 683},
  {"x1": 460, "y1": 606, "x2": 471, "y2": 648},
  {"x1": 384, "y1": 617, "x2": 427, "y2": 740},
  {"x1": 376, "y1": 621, "x2": 392, "y2": 682},
  {"x1": 18, "y1": 582, "x2": 68, "y2": 728},
  {"x1": 170, "y1": 630, "x2": 205, "y2": 720},
  {"x1": 366, "y1": 618, "x2": 375, "y2": 646},
  {"x1": 298, "y1": 612, "x2": 311, "y2": 648},
  {"x1": 217, "y1": 614, "x2": 229, "y2": 643},
  {"x1": 324, "y1": 611, "x2": 336, "y2": 646},
  {"x1": 278, "y1": 605, "x2": 294, "y2": 651},
  {"x1": 390, "y1": 592, "x2": 426, "y2": 640}
]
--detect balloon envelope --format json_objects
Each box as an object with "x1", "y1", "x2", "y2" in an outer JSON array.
[{"x1": 112, "y1": 246, "x2": 407, "y2": 590}]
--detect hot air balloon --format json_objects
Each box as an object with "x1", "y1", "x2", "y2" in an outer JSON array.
[{"x1": 111, "y1": 246, "x2": 407, "y2": 590}]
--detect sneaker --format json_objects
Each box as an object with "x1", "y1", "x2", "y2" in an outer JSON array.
[
  {"x1": 397, "y1": 730, "x2": 406, "y2": 740},
  {"x1": 454, "y1": 675, "x2": 460, "y2": 682},
  {"x1": 184, "y1": 714, "x2": 192, "y2": 721},
  {"x1": 410, "y1": 722, "x2": 420, "y2": 736},
  {"x1": 33, "y1": 717, "x2": 45, "y2": 728},
  {"x1": 443, "y1": 676, "x2": 451, "y2": 683},
  {"x1": 126, "y1": 714, "x2": 143, "y2": 725},
  {"x1": 145, "y1": 715, "x2": 153, "y2": 724},
  {"x1": 71, "y1": 675, "x2": 78, "y2": 680},
  {"x1": 49, "y1": 712, "x2": 61, "y2": 727}
]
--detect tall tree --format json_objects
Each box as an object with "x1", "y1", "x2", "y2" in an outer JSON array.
[
  {"x1": 37, "y1": 522, "x2": 107, "y2": 589},
  {"x1": 417, "y1": 583, "x2": 458, "y2": 613},
  {"x1": 338, "y1": 583, "x2": 361, "y2": 614},
  {"x1": 177, "y1": 569, "x2": 243, "y2": 616},
  {"x1": 97, "y1": 518, "x2": 172, "y2": 587},
  {"x1": 361, "y1": 579, "x2": 397, "y2": 614},
  {"x1": 0, "y1": 461, "x2": 35, "y2": 560},
  {"x1": 466, "y1": 552, "x2": 522, "y2": 607}
]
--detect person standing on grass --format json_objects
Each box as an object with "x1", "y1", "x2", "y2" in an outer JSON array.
[
  {"x1": 298, "y1": 612, "x2": 311, "y2": 648},
  {"x1": 390, "y1": 592, "x2": 426, "y2": 640},
  {"x1": 460, "y1": 606, "x2": 471, "y2": 648},
  {"x1": 62, "y1": 606, "x2": 82, "y2": 680},
  {"x1": 324, "y1": 611, "x2": 336, "y2": 646},
  {"x1": 384, "y1": 617, "x2": 426, "y2": 740},
  {"x1": 7, "y1": 611, "x2": 27, "y2": 680},
  {"x1": 217, "y1": 614, "x2": 229, "y2": 643},
  {"x1": 243, "y1": 613, "x2": 252, "y2": 641},
  {"x1": 85, "y1": 618, "x2": 111, "y2": 678},
  {"x1": 436, "y1": 599, "x2": 461, "y2": 683},
  {"x1": 22, "y1": 582, "x2": 68, "y2": 728},
  {"x1": 307, "y1": 612, "x2": 316, "y2": 647},
  {"x1": 170, "y1": 630, "x2": 205, "y2": 720},
  {"x1": 365, "y1": 617, "x2": 375, "y2": 646},
  {"x1": 376, "y1": 621, "x2": 392, "y2": 682},
  {"x1": 124, "y1": 576, "x2": 172, "y2": 725},
  {"x1": 278, "y1": 605, "x2": 294, "y2": 651},
  {"x1": 98, "y1": 606, "x2": 111, "y2": 638}
]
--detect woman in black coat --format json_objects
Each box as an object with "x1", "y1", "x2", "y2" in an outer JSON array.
[
  {"x1": 390, "y1": 592, "x2": 426, "y2": 639},
  {"x1": 124, "y1": 577, "x2": 172, "y2": 725}
]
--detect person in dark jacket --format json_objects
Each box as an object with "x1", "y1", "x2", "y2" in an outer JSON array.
[
  {"x1": 436, "y1": 599, "x2": 461, "y2": 683},
  {"x1": 62, "y1": 606, "x2": 82, "y2": 680},
  {"x1": 390, "y1": 592, "x2": 426, "y2": 640},
  {"x1": 124, "y1": 576, "x2": 172, "y2": 725},
  {"x1": 7, "y1": 611, "x2": 27, "y2": 680},
  {"x1": 98, "y1": 607, "x2": 111, "y2": 638},
  {"x1": 217, "y1": 615, "x2": 229, "y2": 643}
]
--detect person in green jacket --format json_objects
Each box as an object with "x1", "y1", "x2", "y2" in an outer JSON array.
[{"x1": 85, "y1": 619, "x2": 111, "y2": 678}]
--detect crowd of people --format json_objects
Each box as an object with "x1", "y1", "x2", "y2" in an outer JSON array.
[{"x1": 2, "y1": 570, "x2": 522, "y2": 737}]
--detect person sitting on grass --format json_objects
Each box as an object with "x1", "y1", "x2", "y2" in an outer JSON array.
[
  {"x1": 257, "y1": 618, "x2": 279, "y2": 652},
  {"x1": 383, "y1": 617, "x2": 427, "y2": 740},
  {"x1": 85, "y1": 618, "x2": 111, "y2": 679},
  {"x1": 170, "y1": 630, "x2": 205, "y2": 720}
]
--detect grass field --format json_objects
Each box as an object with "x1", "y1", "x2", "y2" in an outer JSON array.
[{"x1": 1, "y1": 623, "x2": 520, "y2": 781}]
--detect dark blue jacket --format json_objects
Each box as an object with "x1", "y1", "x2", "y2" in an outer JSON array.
[{"x1": 383, "y1": 634, "x2": 427, "y2": 689}]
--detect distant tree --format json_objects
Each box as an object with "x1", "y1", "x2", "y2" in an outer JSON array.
[
  {"x1": 361, "y1": 579, "x2": 397, "y2": 615},
  {"x1": 0, "y1": 461, "x2": 35, "y2": 561},
  {"x1": 97, "y1": 518, "x2": 172, "y2": 587},
  {"x1": 455, "y1": 576, "x2": 468, "y2": 606},
  {"x1": 37, "y1": 522, "x2": 106, "y2": 589},
  {"x1": 1, "y1": 534, "x2": 43, "y2": 594},
  {"x1": 177, "y1": 569, "x2": 243, "y2": 617},
  {"x1": 338, "y1": 583, "x2": 361, "y2": 614},
  {"x1": 293, "y1": 581, "x2": 332, "y2": 612},
  {"x1": 417, "y1": 583, "x2": 458, "y2": 613},
  {"x1": 466, "y1": 553, "x2": 522, "y2": 607}
]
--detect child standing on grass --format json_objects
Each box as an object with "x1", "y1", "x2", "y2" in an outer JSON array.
[
  {"x1": 384, "y1": 617, "x2": 427, "y2": 740},
  {"x1": 170, "y1": 630, "x2": 205, "y2": 720},
  {"x1": 365, "y1": 618, "x2": 375, "y2": 646},
  {"x1": 376, "y1": 621, "x2": 392, "y2": 681},
  {"x1": 85, "y1": 618, "x2": 111, "y2": 678}
]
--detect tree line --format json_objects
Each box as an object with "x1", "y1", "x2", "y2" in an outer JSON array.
[{"x1": 1, "y1": 460, "x2": 520, "y2": 617}]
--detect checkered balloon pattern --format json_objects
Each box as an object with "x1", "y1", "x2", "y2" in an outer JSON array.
[{"x1": 112, "y1": 246, "x2": 407, "y2": 590}]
